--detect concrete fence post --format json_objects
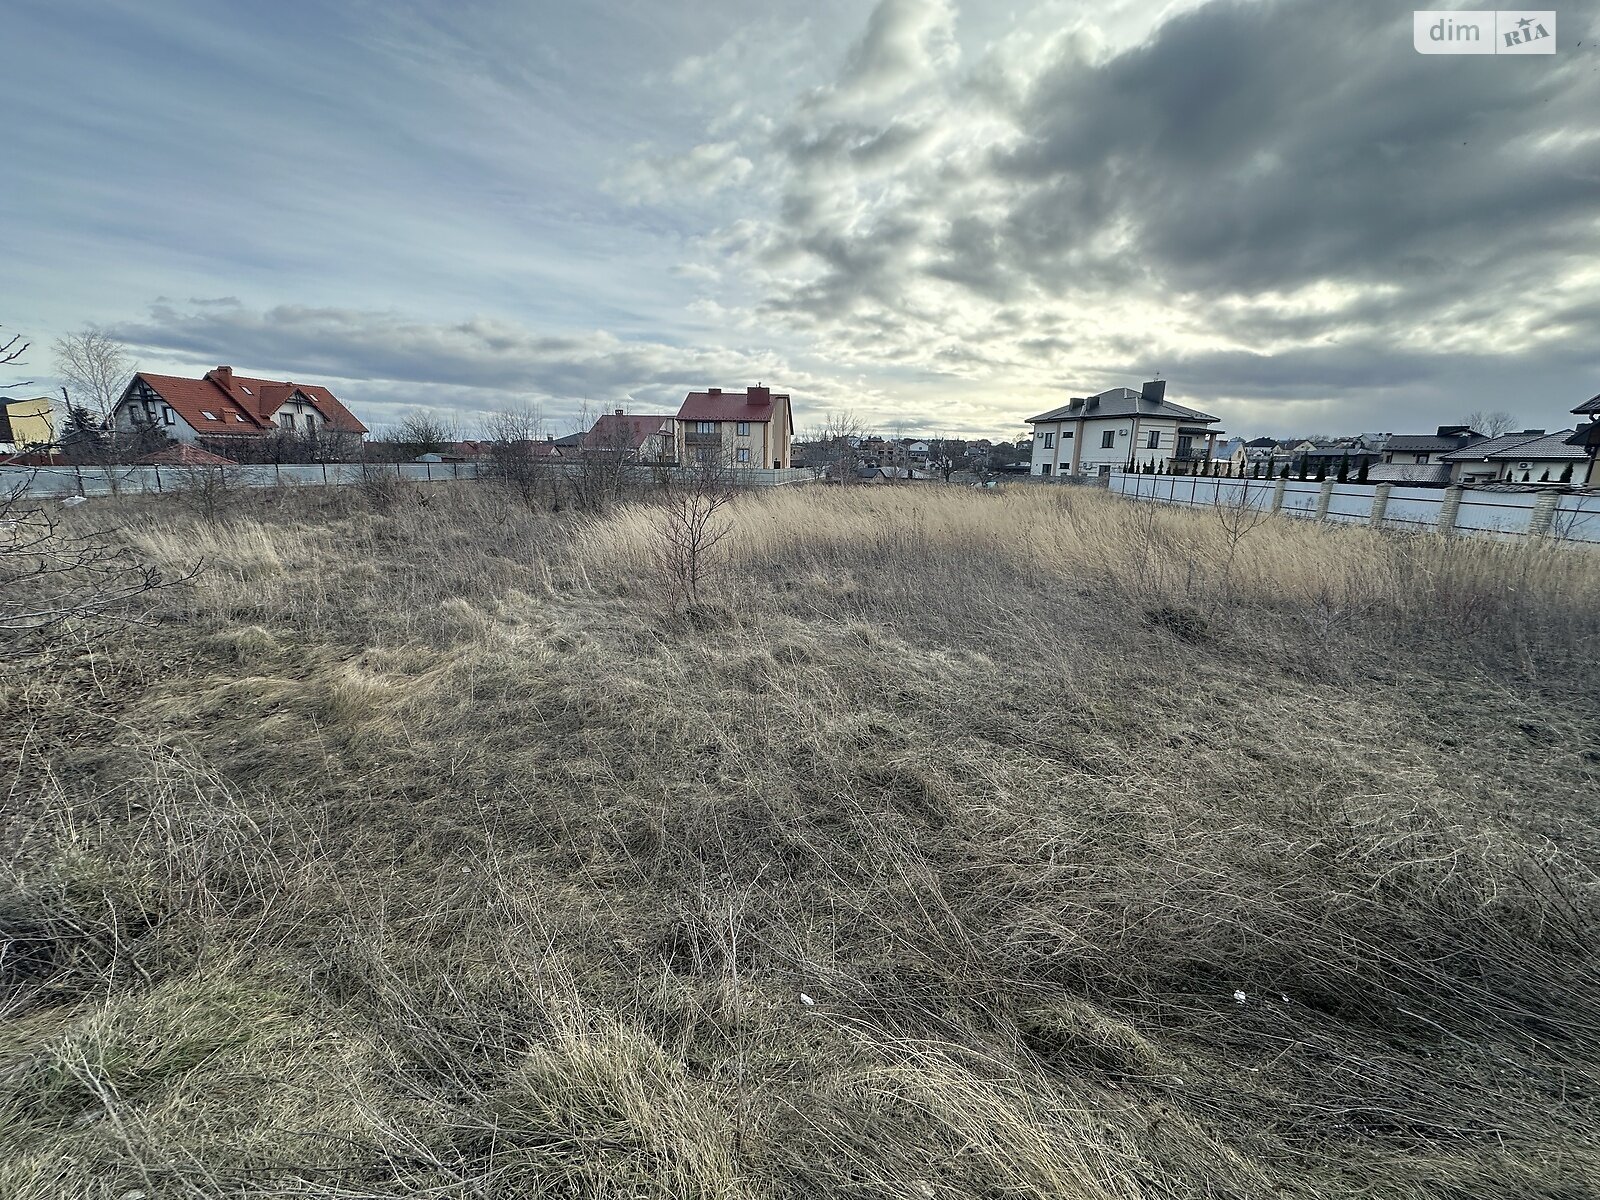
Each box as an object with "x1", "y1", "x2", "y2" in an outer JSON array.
[
  {"x1": 1368, "y1": 482, "x2": 1391, "y2": 528},
  {"x1": 1315, "y1": 479, "x2": 1335, "y2": 521},
  {"x1": 1528, "y1": 491, "x2": 1562, "y2": 538},
  {"x1": 1439, "y1": 486, "x2": 1465, "y2": 535},
  {"x1": 1271, "y1": 475, "x2": 1286, "y2": 513}
]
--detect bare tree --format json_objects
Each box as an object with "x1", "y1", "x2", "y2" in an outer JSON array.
[
  {"x1": 567, "y1": 404, "x2": 641, "y2": 512},
  {"x1": 926, "y1": 435, "x2": 969, "y2": 483},
  {"x1": 1465, "y1": 410, "x2": 1516, "y2": 438},
  {"x1": 482, "y1": 404, "x2": 555, "y2": 509},
  {"x1": 654, "y1": 454, "x2": 738, "y2": 605},
  {"x1": 1, "y1": 325, "x2": 31, "y2": 395},
  {"x1": 1, "y1": 477, "x2": 196, "y2": 659},
  {"x1": 387, "y1": 411, "x2": 459, "y2": 458},
  {"x1": 54, "y1": 329, "x2": 130, "y2": 421},
  {"x1": 810, "y1": 412, "x2": 868, "y2": 483}
]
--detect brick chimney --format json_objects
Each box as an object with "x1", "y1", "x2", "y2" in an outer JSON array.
[
  {"x1": 615, "y1": 407, "x2": 625, "y2": 417},
  {"x1": 209, "y1": 365, "x2": 234, "y2": 389},
  {"x1": 748, "y1": 383, "x2": 771, "y2": 405},
  {"x1": 708, "y1": 387, "x2": 721, "y2": 395}
]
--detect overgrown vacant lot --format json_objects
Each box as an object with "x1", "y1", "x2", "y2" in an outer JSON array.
[{"x1": 5, "y1": 481, "x2": 1600, "y2": 1199}]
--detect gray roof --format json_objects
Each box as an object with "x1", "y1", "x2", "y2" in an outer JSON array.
[
  {"x1": 1386, "y1": 433, "x2": 1482, "y2": 453},
  {"x1": 1028, "y1": 387, "x2": 1219, "y2": 425},
  {"x1": 1572, "y1": 394, "x2": 1600, "y2": 416},
  {"x1": 1441, "y1": 430, "x2": 1585, "y2": 462},
  {"x1": 1368, "y1": 463, "x2": 1452, "y2": 485},
  {"x1": 1301, "y1": 445, "x2": 1382, "y2": 459}
]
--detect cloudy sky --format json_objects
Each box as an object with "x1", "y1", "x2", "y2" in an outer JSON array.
[{"x1": 7, "y1": 0, "x2": 1598, "y2": 438}]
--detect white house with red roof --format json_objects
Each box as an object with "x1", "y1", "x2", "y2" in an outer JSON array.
[
  {"x1": 674, "y1": 384, "x2": 793, "y2": 469},
  {"x1": 110, "y1": 366, "x2": 368, "y2": 445},
  {"x1": 585, "y1": 410, "x2": 677, "y2": 462}
]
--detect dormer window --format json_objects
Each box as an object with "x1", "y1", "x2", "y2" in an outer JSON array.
[
  {"x1": 241, "y1": 386, "x2": 253, "y2": 395},
  {"x1": 202, "y1": 410, "x2": 220, "y2": 421}
]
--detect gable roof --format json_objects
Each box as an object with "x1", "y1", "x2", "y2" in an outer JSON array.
[
  {"x1": 1572, "y1": 394, "x2": 1600, "y2": 416},
  {"x1": 1386, "y1": 431, "x2": 1484, "y2": 453},
  {"x1": 1028, "y1": 386, "x2": 1219, "y2": 425},
  {"x1": 678, "y1": 385, "x2": 790, "y2": 424},
  {"x1": 129, "y1": 368, "x2": 367, "y2": 435},
  {"x1": 585, "y1": 413, "x2": 675, "y2": 449},
  {"x1": 1441, "y1": 430, "x2": 1585, "y2": 461}
]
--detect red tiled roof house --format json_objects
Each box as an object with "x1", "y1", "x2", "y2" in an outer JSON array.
[
  {"x1": 675, "y1": 384, "x2": 793, "y2": 469},
  {"x1": 585, "y1": 410, "x2": 678, "y2": 462},
  {"x1": 110, "y1": 366, "x2": 368, "y2": 446}
]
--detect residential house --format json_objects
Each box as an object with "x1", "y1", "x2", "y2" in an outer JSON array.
[
  {"x1": 675, "y1": 384, "x2": 794, "y2": 468},
  {"x1": 1028, "y1": 380, "x2": 1222, "y2": 478},
  {"x1": 1296, "y1": 443, "x2": 1383, "y2": 477},
  {"x1": 110, "y1": 366, "x2": 367, "y2": 447},
  {"x1": 1367, "y1": 425, "x2": 1485, "y2": 484},
  {"x1": 1564, "y1": 393, "x2": 1600, "y2": 487},
  {"x1": 1383, "y1": 426, "x2": 1484, "y2": 466},
  {"x1": 586, "y1": 410, "x2": 677, "y2": 463},
  {"x1": 1440, "y1": 430, "x2": 1587, "y2": 484},
  {"x1": 0, "y1": 396, "x2": 56, "y2": 455}
]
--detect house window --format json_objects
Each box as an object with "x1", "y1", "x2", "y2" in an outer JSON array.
[
  {"x1": 736, "y1": 422, "x2": 749, "y2": 436},
  {"x1": 1146, "y1": 430, "x2": 1160, "y2": 449},
  {"x1": 1042, "y1": 432, "x2": 1055, "y2": 448},
  {"x1": 282, "y1": 414, "x2": 296, "y2": 429},
  {"x1": 161, "y1": 405, "x2": 175, "y2": 426},
  {"x1": 234, "y1": 414, "x2": 248, "y2": 423},
  {"x1": 1063, "y1": 430, "x2": 1073, "y2": 439},
  {"x1": 737, "y1": 448, "x2": 750, "y2": 463},
  {"x1": 1040, "y1": 464, "x2": 1052, "y2": 477},
  {"x1": 1417, "y1": 453, "x2": 1428, "y2": 463},
  {"x1": 696, "y1": 421, "x2": 716, "y2": 433},
  {"x1": 1100, "y1": 430, "x2": 1115, "y2": 449}
]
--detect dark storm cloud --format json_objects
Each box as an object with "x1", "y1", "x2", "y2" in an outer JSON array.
[{"x1": 995, "y1": 0, "x2": 1598, "y2": 300}]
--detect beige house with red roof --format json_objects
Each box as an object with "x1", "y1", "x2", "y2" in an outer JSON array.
[
  {"x1": 110, "y1": 366, "x2": 367, "y2": 446},
  {"x1": 674, "y1": 384, "x2": 793, "y2": 469}
]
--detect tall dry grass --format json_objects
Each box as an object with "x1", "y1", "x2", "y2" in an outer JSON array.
[{"x1": 3, "y1": 479, "x2": 1598, "y2": 1198}]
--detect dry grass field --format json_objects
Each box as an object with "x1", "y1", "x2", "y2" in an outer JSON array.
[{"x1": 4, "y1": 479, "x2": 1599, "y2": 1199}]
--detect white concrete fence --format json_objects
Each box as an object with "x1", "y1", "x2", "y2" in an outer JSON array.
[
  {"x1": 0, "y1": 461, "x2": 817, "y2": 499},
  {"x1": 1108, "y1": 472, "x2": 1600, "y2": 545}
]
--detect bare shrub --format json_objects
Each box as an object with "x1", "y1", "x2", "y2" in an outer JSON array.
[
  {"x1": 0, "y1": 478, "x2": 194, "y2": 657},
  {"x1": 654, "y1": 457, "x2": 738, "y2": 605}
]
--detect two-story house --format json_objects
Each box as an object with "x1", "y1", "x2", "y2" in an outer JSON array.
[
  {"x1": 675, "y1": 384, "x2": 794, "y2": 468},
  {"x1": 110, "y1": 366, "x2": 367, "y2": 446},
  {"x1": 585, "y1": 410, "x2": 677, "y2": 462},
  {"x1": 1027, "y1": 381, "x2": 1222, "y2": 478}
]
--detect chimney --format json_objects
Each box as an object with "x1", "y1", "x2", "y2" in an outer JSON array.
[
  {"x1": 210, "y1": 365, "x2": 233, "y2": 388},
  {"x1": 708, "y1": 387, "x2": 721, "y2": 395},
  {"x1": 749, "y1": 383, "x2": 771, "y2": 405},
  {"x1": 1140, "y1": 379, "x2": 1166, "y2": 405},
  {"x1": 615, "y1": 407, "x2": 625, "y2": 417}
]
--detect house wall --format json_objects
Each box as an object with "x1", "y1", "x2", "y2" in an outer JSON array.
[
  {"x1": 274, "y1": 394, "x2": 330, "y2": 434},
  {"x1": 1032, "y1": 418, "x2": 1197, "y2": 476},
  {"x1": 1449, "y1": 457, "x2": 1580, "y2": 484},
  {"x1": 114, "y1": 396, "x2": 200, "y2": 443},
  {"x1": 4, "y1": 398, "x2": 56, "y2": 448}
]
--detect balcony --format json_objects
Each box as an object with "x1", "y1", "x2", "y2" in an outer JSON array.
[{"x1": 684, "y1": 429, "x2": 721, "y2": 445}]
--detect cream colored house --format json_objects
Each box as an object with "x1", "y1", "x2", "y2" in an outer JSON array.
[
  {"x1": 675, "y1": 384, "x2": 794, "y2": 469},
  {"x1": 0, "y1": 396, "x2": 56, "y2": 453}
]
